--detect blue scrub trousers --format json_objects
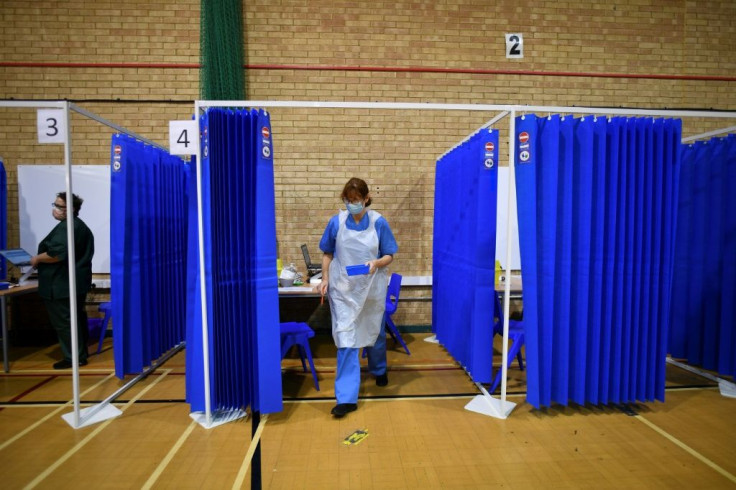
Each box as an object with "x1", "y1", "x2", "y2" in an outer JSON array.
[{"x1": 335, "y1": 320, "x2": 387, "y2": 404}]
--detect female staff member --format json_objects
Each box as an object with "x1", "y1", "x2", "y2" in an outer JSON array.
[{"x1": 318, "y1": 177, "x2": 398, "y2": 418}]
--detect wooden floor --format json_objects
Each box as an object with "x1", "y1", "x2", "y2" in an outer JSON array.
[{"x1": 1, "y1": 332, "x2": 735, "y2": 489}]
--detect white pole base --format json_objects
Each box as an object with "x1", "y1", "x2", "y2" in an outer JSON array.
[
  {"x1": 465, "y1": 394, "x2": 516, "y2": 419},
  {"x1": 62, "y1": 403, "x2": 122, "y2": 429},
  {"x1": 667, "y1": 357, "x2": 736, "y2": 399},
  {"x1": 190, "y1": 409, "x2": 248, "y2": 429},
  {"x1": 719, "y1": 379, "x2": 736, "y2": 399},
  {"x1": 423, "y1": 334, "x2": 439, "y2": 344}
]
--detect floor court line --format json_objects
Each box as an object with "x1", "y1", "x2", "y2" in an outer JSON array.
[
  {"x1": 22, "y1": 369, "x2": 172, "y2": 490},
  {"x1": 232, "y1": 413, "x2": 269, "y2": 490},
  {"x1": 0, "y1": 373, "x2": 116, "y2": 452},
  {"x1": 635, "y1": 414, "x2": 736, "y2": 484},
  {"x1": 141, "y1": 419, "x2": 198, "y2": 490}
]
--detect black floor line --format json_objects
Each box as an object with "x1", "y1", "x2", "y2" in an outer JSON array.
[{"x1": 0, "y1": 383, "x2": 718, "y2": 407}]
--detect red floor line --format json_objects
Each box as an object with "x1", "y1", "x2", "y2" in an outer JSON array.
[{"x1": 0, "y1": 375, "x2": 58, "y2": 412}]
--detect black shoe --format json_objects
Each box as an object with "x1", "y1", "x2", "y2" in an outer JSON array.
[
  {"x1": 331, "y1": 403, "x2": 357, "y2": 418},
  {"x1": 53, "y1": 359, "x2": 72, "y2": 369},
  {"x1": 376, "y1": 373, "x2": 388, "y2": 387},
  {"x1": 53, "y1": 359, "x2": 88, "y2": 369}
]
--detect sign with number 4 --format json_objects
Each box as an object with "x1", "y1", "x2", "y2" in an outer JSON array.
[
  {"x1": 169, "y1": 120, "x2": 198, "y2": 155},
  {"x1": 37, "y1": 109, "x2": 67, "y2": 144}
]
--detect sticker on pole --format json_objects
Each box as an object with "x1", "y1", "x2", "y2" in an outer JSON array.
[
  {"x1": 37, "y1": 109, "x2": 67, "y2": 144},
  {"x1": 342, "y1": 429, "x2": 369, "y2": 446},
  {"x1": 169, "y1": 120, "x2": 198, "y2": 155}
]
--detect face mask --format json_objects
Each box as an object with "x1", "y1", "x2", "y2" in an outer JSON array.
[{"x1": 346, "y1": 201, "x2": 364, "y2": 215}]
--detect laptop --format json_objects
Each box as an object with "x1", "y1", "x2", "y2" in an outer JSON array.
[
  {"x1": 301, "y1": 244, "x2": 322, "y2": 278},
  {"x1": 0, "y1": 248, "x2": 33, "y2": 267}
]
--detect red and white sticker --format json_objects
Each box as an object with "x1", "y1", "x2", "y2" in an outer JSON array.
[
  {"x1": 262, "y1": 126, "x2": 270, "y2": 139},
  {"x1": 114, "y1": 145, "x2": 122, "y2": 155},
  {"x1": 519, "y1": 132, "x2": 529, "y2": 144},
  {"x1": 485, "y1": 142, "x2": 495, "y2": 152}
]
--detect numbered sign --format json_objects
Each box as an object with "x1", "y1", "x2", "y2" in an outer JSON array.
[
  {"x1": 505, "y1": 33, "x2": 523, "y2": 59},
  {"x1": 37, "y1": 109, "x2": 67, "y2": 144},
  {"x1": 169, "y1": 120, "x2": 198, "y2": 155}
]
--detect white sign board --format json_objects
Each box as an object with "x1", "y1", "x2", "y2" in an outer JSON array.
[
  {"x1": 505, "y1": 33, "x2": 524, "y2": 59},
  {"x1": 37, "y1": 109, "x2": 67, "y2": 144},
  {"x1": 169, "y1": 120, "x2": 198, "y2": 155},
  {"x1": 496, "y1": 166, "x2": 521, "y2": 270},
  {"x1": 18, "y1": 165, "x2": 110, "y2": 273}
]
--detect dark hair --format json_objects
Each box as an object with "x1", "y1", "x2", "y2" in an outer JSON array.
[
  {"x1": 56, "y1": 191, "x2": 84, "y2": 217},
  {"x1": 340, "y1": 177, "x2": 372, "y2": 207}
]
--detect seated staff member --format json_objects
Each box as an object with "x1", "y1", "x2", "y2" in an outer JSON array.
[
  {"x1": 31, "y1": 192, "x2": 95, "y2": 369},
  {"x1": 317, "y1": 177, "x2": 398, "y2": 418}
]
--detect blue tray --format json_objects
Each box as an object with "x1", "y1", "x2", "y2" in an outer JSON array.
[{"x1": 346, "y1": 264, "x2": 370, "y2": 276}]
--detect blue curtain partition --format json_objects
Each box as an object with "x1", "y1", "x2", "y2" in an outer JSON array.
[
  {"x1": 185, "y1": 108, "x2": 282, "y2": 415},
  {"x1": 433, "y1": 128, "x2": 499, "y2": 383},
  {"x1": 670, "y1": 135, "x2": 736, "y2": 379},
  {"x1": 110, "y1": 135, "x2": 189, "y2": 378},
  {"x1": 515, "y1": 115, "x2": 681, "y2": 409},
  {"x1": 0, "y1": 158, "x2": 6, "y2": 279}
]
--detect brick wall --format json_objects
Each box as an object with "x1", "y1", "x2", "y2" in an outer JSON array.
[{"x1": 1, "y1": 0, "x2": 735, "y2": 325}]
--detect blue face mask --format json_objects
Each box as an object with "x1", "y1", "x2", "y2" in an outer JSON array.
[{"x1": 346, "y1": 201, "x2": 364, "y2": 215}]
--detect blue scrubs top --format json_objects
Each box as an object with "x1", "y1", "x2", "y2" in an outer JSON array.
[{"x1": 319, "y1": 211, "x2": 398, "y2": 258}]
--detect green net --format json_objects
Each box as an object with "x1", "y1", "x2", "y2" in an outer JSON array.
[{"x1": 200, "y1": 0, "x2": 246, "y2": 100}]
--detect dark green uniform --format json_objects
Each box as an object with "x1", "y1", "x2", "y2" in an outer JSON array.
[{"x1": 37, "y1": 217, "x2": 94, "y2": 363}]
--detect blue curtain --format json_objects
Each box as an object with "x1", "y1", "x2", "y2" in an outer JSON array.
[
  {"x1": 110, "y1": 135, "x2": 189, "y2": 378},
  {"x1": 515, "y1": 115, "x2": 681, "y2": 408},
  {"x1": 185, "y1": 108, "x2": 282, "y2": 415},
  {"x1": 433, "y1": 129, "x2": 499, "y2": 383},
  {"x1": 0, "y1": 158, "x2": 6, "y2": 279},
  {"x1": 670, "y1": 135, "x2": 736, "y2": 379}
]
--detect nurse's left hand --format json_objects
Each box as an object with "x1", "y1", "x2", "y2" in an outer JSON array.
[{"x1": 366, "y1": 260, "x2": 378, "y2": 274}]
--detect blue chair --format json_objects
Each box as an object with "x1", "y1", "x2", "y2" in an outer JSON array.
[
  {"x1": 384, "y1": 273, "x2": 409, "y2": 355},
  {"x1": 280, "y1": 322, "x2": 320, "y2": 391},
  {"x1": 490, "y1": 291, "x2": 524, "y2": 393},
  {"x1": 88, "y1": 301, "x2": 112, "y2": 355},
  {"x1": 362, "y1": 272, "x2": 410, "y2": 357}
]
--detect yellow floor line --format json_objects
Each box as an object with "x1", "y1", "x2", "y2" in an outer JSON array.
[
  {"x1": 0, "y1": 373, "x2": 116, "y2": 452},
  {"x1": 232, "y1": 414, "x2": 269, "y2": 490},
  {"x1": 635, "y1": 414, "x2": 736, "y2": 484},
  {"x1": 23, "y1": 369, "x2": 171, "y2": 490},
  {"x1": 141, "y1": 419, "x2": 198, "y2": 490}
]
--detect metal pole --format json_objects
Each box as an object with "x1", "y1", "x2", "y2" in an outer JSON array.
[
  {"x1": 194, "y1": 102, "x2": 212, "y2": 426},
  {"x1": 62, "y1": 101, "x2": 82, "y2": 428},
  {"x1": 501, "y1": 110, "x2": 517, "y2": 404}
]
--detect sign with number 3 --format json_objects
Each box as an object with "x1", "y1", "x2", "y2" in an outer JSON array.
[{"x1": 37, "y1": 109, "x2": 67, "y2": 144}]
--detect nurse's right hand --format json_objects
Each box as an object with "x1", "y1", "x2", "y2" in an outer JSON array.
[{"x1": 315, "y1": 278, "x2": 328, "y2": 297}]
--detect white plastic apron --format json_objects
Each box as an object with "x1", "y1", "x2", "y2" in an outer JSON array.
[{"x1": 328, "y1": 210, "x2": 388, "y2": 348}]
